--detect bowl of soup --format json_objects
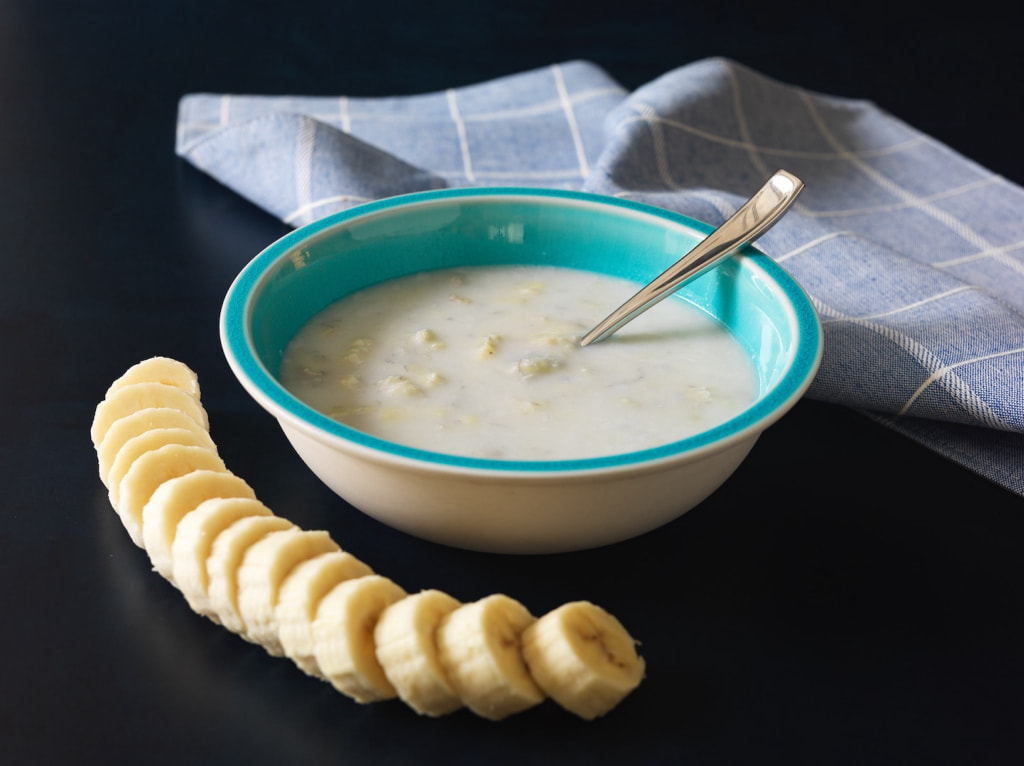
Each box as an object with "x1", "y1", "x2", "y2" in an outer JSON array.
[{"x1": 220, "y1": 187, "x2": 821, "y2": 553}]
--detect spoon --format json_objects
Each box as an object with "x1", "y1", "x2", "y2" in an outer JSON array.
[{"x1": 579, "y1": 169, "x2": 804, "y2": 346}]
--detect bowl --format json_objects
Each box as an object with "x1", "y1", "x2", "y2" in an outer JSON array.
[{"x1": 221, "y1": 187, "x2": 822, "y2": 554}]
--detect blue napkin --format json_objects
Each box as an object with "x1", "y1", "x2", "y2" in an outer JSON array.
[{"x1": 176, "y1": 58, "x2": 1024, "y2": 496}]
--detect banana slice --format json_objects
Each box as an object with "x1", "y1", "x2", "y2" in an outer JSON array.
[
  {"x1": 235, "y1": 528, "x2": 341, "y2": 655},
  {"x1": 276, "y1": 550, "x2": 374, "y2": 678},
  {"x1": 312, "y1": 574, "x2": 408, "y2": 703},
  {"x1": 106, "y1": 426, "x2": 218, "y2": 506},
  {"x1": 374, "y1": 589, "x2": 464, "y2": 717},
  {"x1": 141, "y1": 469, "x2": 257, "y2": 583},
  {"x1": 521, "y1": 601, "x2": 645, "y2": 720},
  {"x1": 436, "y1": 594, "x2": 545, "y2": 721},
  {"x1": 206, "y1": 515, "x2": 295, "y2": 634},
  {"x1": 114, "y1": 443, "x2": 226, "y2": 547},
  {"x1": 98, "y1": 407, "x2": 211, "y2": 487},
  {"x1": 105, "y1": 356, "x2": 202, "y2": 399},
  {"x1": 91, "y1": 381, "x2": 208, "y2": 448},
  {"x1": 172, "y1": 497, "x2": 276, "y2": 622}
]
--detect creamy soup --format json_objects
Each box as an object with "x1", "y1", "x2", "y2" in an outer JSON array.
[{"x1": 279, "y1": 266, "x2": 758, "y2": 461}]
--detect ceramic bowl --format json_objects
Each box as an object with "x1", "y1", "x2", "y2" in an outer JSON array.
[{"x1": 221, "y1": 187, "x2": 821, "y2": 554}]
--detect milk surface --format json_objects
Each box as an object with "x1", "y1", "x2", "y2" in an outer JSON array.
[{"x1": 280, "y1": 266, "x2": 757, "y2": 460}]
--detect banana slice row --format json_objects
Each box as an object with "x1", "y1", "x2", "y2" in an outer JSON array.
[{"x1": 92, "y1": 357, "x2": 646, "y2": 720}]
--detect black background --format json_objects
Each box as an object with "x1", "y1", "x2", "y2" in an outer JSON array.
[{"x1": 2, "y1": 1, "x2": 1022, "y2": 764}]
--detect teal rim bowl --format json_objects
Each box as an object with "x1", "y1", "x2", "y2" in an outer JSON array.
[{"x1": 221, "y1": 186, "x2": 822, "y2": 475}]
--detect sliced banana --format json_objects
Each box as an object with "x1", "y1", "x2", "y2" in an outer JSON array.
[
  {"x1": 312, "y1": 574, "x2": 408, "y2": 703},
  {"x1": 276, "y1": 550, "x2": 374, "y2": 678},
  {"x1": 172, "y1": 497, "x2": 276, "y2": 622},
  {"x1": 436, "y1": 594, "x2": 545, "y2": 721},
  {"x1": 236, "y1": 528, "x2": 340, "y2": 655},
  {"x1": 206, "y1": 514, "x2": 295, "y2": 634},
  {"x1": 521, "y1": 601, "x2": 645, "y2": 720},
  {"x1": 374, "y1": 589, "x2": 464, "y2": 717},
  {"x1": 141, "y1": 469, "x2": 257, "y2": 583},
  {"x1": 92, "y1": 358, "x2": 647, "y2": 721},
  {"x1": 114, "y1": 443, "x2": 226, "y2": 547},
  {"x1": 91, "y1": 381, "x2": 208, "y2": 448},
  {"x1": 98, "y1": 407, "x2": 211, "y2": 487},
  {"x1": 104, "y1": 356, "x2": 202, "y2": 399},
  {"x1": 106, "y1": 426, "x2": 218, "y2": 506}
]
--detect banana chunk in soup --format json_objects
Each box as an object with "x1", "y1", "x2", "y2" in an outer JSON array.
[{"x1": 279, "y1": 266, "x2": 757, "y2": 461}]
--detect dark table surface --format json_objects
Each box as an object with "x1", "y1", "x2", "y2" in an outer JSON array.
[{"x1": 2, "y1": 1, "x2": 1022, "y2": 764}]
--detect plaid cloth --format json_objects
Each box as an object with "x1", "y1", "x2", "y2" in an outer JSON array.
[{"x1": 176, "y1": 58, "x2": 1024, "y2": 496}]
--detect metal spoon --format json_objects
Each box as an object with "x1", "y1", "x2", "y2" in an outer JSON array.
[{"x1": 579, "y1": 169, "x2": 804, "y2": 346}]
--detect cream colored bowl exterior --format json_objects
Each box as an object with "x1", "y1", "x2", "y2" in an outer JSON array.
[{"x1": 277, "y1": 417, "x2": 758, "y2": 554}]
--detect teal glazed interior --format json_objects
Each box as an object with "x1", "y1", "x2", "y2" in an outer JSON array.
[{"x1": 222, "y1": 187, "x2": 822, "y2": 471}]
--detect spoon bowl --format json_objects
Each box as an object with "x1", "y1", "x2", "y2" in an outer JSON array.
[{"x1": 221, "y1": 187, "x2": 822, "y2": 553}]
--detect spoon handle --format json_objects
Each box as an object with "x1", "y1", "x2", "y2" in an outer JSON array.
[{"x1": 579, "y1": 169, "x2": 804, "y2": 346}]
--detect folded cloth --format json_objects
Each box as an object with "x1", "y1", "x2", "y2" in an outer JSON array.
[{"x1": 176, "y1": 58, "x2": 1024, "y2": 496}]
